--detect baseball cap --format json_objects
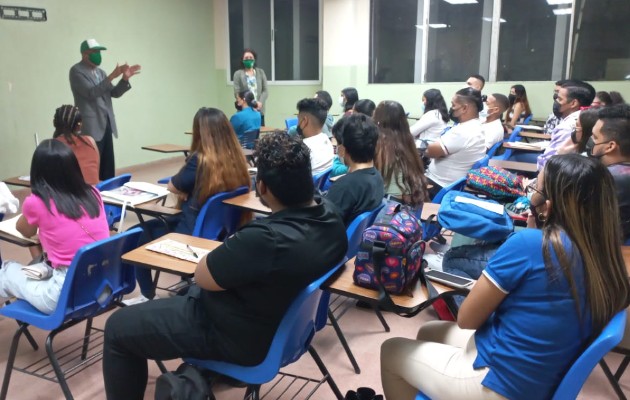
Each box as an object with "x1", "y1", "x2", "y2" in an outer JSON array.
[{"x1": 80, "y1": 39, "x2": 107, "y2": 53}]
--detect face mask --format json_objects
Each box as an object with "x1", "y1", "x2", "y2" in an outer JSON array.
[
  {"x1": 448, "y1": 107, "x2": 460, "y2": 124},
  {"x1": 508, "y1": 94, "x2": 516, "y2": 105},
  {"x1": 552, "y1": 101, "x2": 563, "y2": 119},
  {"x1": 339, "y1": 96, "x2": 346, "y2": 108},
  {"x1": 296, "y1": 120, "x2": 304, "y2": 137},
  {"x1": 243, "y1": 59, "x2": 255, "y2": 69},
  {"x1": 420, "y1": 104, "x2": 426, "y2": 114},
  {"x1": 585, "y1": 137, "x2": 609, "y2": 159},
  {"x1": 88, "y1": 52, "x2": 102, "y2": 66},
  {"x1": 234, "y1": 101, "x2": 243, "y2": 111},
  {"x1": 570, "y1": 128, "x2": 578, "y2": 144}
]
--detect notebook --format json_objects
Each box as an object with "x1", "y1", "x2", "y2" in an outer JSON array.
[
  {"x1": 0, "y1": 214, "x2": 39, "y2": 244},
  {"x1": 146, "y1": 239, "x2": 211, "y2": 263},
  {"x1": 100, "y1": 182, "x2": 170, "y2": 206}
]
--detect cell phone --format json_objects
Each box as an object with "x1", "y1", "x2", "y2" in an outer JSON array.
[{"x1": 425, "y1": 269, "x2": 474, "y2": 289}]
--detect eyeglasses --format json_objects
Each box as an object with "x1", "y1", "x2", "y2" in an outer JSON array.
[{"x1": 526, "y1": 183, "x2": 546, "y2": 199}]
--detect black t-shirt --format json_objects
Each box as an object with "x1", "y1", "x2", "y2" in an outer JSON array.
[
  {"x1": 201, "y1": 198, "x2": 347, "y2": 365},
  {"x1": 608, "y1": 163, "x2": 630, "y2": 242},
  {"x1": 326, "y1": 167, "x2": 385, "y2": 226}
]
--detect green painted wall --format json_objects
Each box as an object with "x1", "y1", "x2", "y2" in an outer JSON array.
[{"x1": 0, "y1": 0, "x2": 215, "y2": 179}]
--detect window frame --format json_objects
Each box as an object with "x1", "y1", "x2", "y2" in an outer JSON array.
[{"x1": 225, "y1": 0, "x2": 323, "y2": 85}]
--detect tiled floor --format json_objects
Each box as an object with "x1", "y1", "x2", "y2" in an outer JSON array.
[{"x1": 0, "y1": 155, "x2": 628, "y2": 399}]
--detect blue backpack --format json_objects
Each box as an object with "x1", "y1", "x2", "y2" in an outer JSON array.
[{"x1": 437, "y1": 191, "x2": 513, "y2": 243}]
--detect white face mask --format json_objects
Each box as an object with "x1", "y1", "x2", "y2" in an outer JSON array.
[{"x1": 338, "y1": 96, "x2": 345, "y2": 107}]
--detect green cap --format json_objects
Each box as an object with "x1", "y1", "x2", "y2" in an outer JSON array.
[{"x1": 80, "y1": 39, "x2": 107, "y2": 53}]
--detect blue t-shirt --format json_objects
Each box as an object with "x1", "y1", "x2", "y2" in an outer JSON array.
[
  {"x1": 170, "y1": 153, "x2": 200, "y2": 234},
  {"x1": 474, "y1": 229, "x2": 591, "y2": 399},
  {"x1": 230, "y1": 107, "x2": 261, "y2": 139}
]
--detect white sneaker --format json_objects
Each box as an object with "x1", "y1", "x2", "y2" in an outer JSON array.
[{"x1": 122, "y1": 294, "x2": 159, "y2": 306}]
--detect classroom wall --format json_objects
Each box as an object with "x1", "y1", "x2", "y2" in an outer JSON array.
[{"x1": 0, "y1": 0, "x2": 216, "y2": 179}]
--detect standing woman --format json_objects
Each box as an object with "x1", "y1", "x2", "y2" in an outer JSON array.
[
  {"x1": 0, "y1": 140, "x2": 109, "y2": 314},
  {"x1": 52, "y1": 105, "x2": 100, "y2": 185},
  {"x1": 340, "y1": 87, "x2": 359, "y2": 117},
  {"x1": 505, "y1": 84, "x2": 532, "y2": 132},
  {"x1": 233, "y1": 49, "x2": 268, "y2": 126},
  {"x1": 410, "y1": 89, "x2": 449, "y2": 143},
  {"x1": 373, "y1": 101, "x2": 430, "y2": 210}
]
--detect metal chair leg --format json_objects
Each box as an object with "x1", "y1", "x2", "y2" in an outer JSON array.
[
  {"x1": 156, "y1": 360, "x2": 168, "y2": 374},
  {"x1": 600, "y1": 360, "x2": 628, "y2": 400},
  {"x1": 308, "y1": 346, "x2": 344, "y2": 400},
  {"x1": 81, "y1": 318, "x2": 93, "y2": 360},
  {"x1": 615, "y1": 355, "x2": 630, "y2": 381},
  {"x1": 327, "y1": 308, "x2": 361, "y2": 374},
  {"x1": 244, "y1": 384, "x2": 261, "y2": 400},
  {"x1": 0, "y1": 324, "x2": 27, "y2": 400},
  {"x1": 23, "y1": 326, "x2": 39, "y2": 351},
  {"x1": 46, "y1": 330, "x2": 74, "y2": 400}
]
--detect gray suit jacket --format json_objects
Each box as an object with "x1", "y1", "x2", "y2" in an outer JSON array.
[
  {"x1": 233, "y1": 68, "x2": 268, "y2": 114},
  {"x1": 69, "y1": 61, "x2": 131, "y2": 141}
]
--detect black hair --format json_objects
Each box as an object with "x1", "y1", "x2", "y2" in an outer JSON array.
[
  {"x1": 423, "y1": 89, "x2": 449, "y2": 122},
  {"x1": 598, "y1": 104, "x2": 630, "y2": 157},
  {"x1": 315, "y1": 90, "x2": 333, "y2": 111},
  {"x1": 333, "y1": 114, "x2": 379, "y2": 163},
  {"x1": 254, "y1": 132, "x2": 314, "y2": 206},
  {"x1": 596, "y1": 91, "x2": 613, "y2": 106},
  {"x1": 52, "y1": 105, "x2": 90, "y2": 146},
  {"x1": 469, "y1": 74, "x2": 486, "y2": 87},
  {"x1": 555, "y1": 79, "x2": 570, "y2": 86},
  {"x1": 561, "y1": 80, "x2": 596, "y2": 105},
  {"x1": 241, "y1": 48, "x2": 257, "y2": 68},
  {"x1": 238, "y1": 90, "x2": 257, "y2": 108},
  {"x1": 341, "y1": 87, "x2": 359, "y2": 112},
  {"x1": 492, "y1": 93, "x2": 510, "y2": 113},
  {"x1": 455, "y1": 87, "x2": 484, "y2": 113},
  {"x1": 353, "y1": 99, "x2": 376, "y2": 117},
  {"x1": 610, "y1": 91, "x2": 626, "y2": 106},
  {"x1": 297, "y1": 97, "x2": 328, "y2": 126},
  {"x1": 30, "y1": 139, "x2": 101, "y2": 219}
]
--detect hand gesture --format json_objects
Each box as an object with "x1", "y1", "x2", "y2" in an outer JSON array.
[{"x1": 122, "y1": 64, "x2": 142, "y2": 80}]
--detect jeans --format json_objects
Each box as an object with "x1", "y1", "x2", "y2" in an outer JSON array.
[
  {"x1": 0, "y1": 261, "x2": 67, "y2": 314},
  {"x1": 442, "y1": 243, "x2": 501, "y2": 280}
]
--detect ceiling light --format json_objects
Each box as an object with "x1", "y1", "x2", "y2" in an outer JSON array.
[
  {"x1": 429, "y1": 23, "x2": 448, "y2": 28},
  {"x1": 482, "y1": 17, "x2": 506, "y2": 23},
  {"x1": 553, "y1": 7, "x2": 572, "y2": 15},
  {"x1": 443, "y1": 0, "x2": 477, "y2": 4},
  {"x1": 547, "y1": 0, "x2": 573, "y2": 5}
]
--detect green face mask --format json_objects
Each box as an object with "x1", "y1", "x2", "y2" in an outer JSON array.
[
  {"x1": 243, "y1": 59, "x2": 255, "y2": 69},
  {"x1": 88, "y1": 52, "x2": 102, "y2": 66}
]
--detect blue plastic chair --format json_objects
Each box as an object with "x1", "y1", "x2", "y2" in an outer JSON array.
[
  {"x1": 523, "y1": 114, "x2": 533, "y2": 124},
  {"x1": 285, "y1": 117, "x2": 299, "y2": 130},
  {"x1": 414, "y1": 311, "x2": 627, "y2": 400},
  {"x1": 192, "y1": 186, "x2": 249, "y2": 240},
  {"x1": 486, "y1": 140, "x2": 504, "y2": 159},
  {"x1": 157, "y1": 176, "x2": 171, "y2": 184},
  {"x1": 185, "y1": 258, "x2": 347, "y2": 400},
  {"x1": 239, "y1": 129, "x2": 260, "y2": 150},
  {"x1": 494, "y1": 126, "x2": 523, "y2": 161},
  {"x1": 470, "y1": 155, "x2": 490, "y2": 170},
  {"x1": 95, "y1": 173, "x2": 132, "y2": 229},
  {"x1": 431, "y1": 177, "x2": 467, "y2": 204},
  {"x1": 313, "y1": 168, "x2": 333, "y2": 192},
  {"x1": 0, "y1": 227, "x2": 142, "y2": 400}
]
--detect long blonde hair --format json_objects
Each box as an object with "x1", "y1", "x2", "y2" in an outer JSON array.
[
  {"x1": 189, "y1": 107, "x2": 250, "y2": 204},
  {"x1": 542, "y1": 155, "x2": 630, "y2": 335}
]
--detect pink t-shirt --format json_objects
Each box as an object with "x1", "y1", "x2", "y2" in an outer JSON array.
[{"x1": 22, "y1": 191, "x2": 110, "y2": 268}]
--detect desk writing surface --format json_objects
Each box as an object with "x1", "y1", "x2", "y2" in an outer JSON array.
[
  {"x1": 519, "y1": 132, "x2": 551, "y2": 140},
  {"x1": 488, "y1": 159, "x2": 538, "y2": 173},
  {"x1": 3, "y1": 176, "x2": 31, "y2": 188},
  {"x1": 420, "y1": 202, "x2": 440, "y2": 220},
  {"x1": 503, "y1": 141, "x2": 546, "y2": 152},
  {"x1": 122, "y1": 233, "x2": 222, "y2": 275},
  {"x1": 141, "y1": 144, "x2": 189, "y2": 154},
  {"x1": 223, "y1": 191, "x2": 271, "y2": 214},
  {"x1": 0, "y1": 230, "x2": 38, "y2": 247}
]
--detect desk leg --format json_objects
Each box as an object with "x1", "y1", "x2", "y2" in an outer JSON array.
[
  {"x1": 327, "y1": 308, "x2": 361, "y2": 374},
  {"x1": 372, "y1": 306, "x2": 390, "y2": 332}
]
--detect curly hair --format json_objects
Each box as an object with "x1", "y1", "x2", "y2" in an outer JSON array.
[{"x1": 254, "y1": 131, "x2": 314, "y2": 206}]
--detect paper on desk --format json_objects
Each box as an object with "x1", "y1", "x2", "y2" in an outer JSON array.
[
  {"x1": 0, "y1": 214, "x2": 39, "y2": 243},
  {"x1": 454, "y1": 196, "x2": 504, "y2": 215},
  {"x1": 18, "y1": 176, "x2": 31, "y2": 181},
  {"x1": 146, "y1": 239, "x2": 211, "y2": 263},
  {"x1": 516, "y1": 124, "x2": 544, "y2": 131}
]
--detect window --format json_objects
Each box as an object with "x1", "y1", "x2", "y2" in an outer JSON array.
[
  {"x1": 228, "y1": 0, "x2": 320, "y2": 82},
  {"x1": 369, "y1": 0, "x2": 630, "y2": 83}
]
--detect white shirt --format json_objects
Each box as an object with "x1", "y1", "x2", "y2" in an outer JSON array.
[
  {"x1": 426, "y1": 118, "x2": 486, "y2": 188},
  {"x1": 410, "y1": 110, "x2": 448, "y2": 144},
  {"x1": 303, "y1": 132, "x2": 334, "y2": 174},
  {"x1": 482, "y1": 119, "x2": 505, "y2": 150}
]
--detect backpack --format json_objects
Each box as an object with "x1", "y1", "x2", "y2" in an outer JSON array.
[
  {"x1": 353, "y1": 203, "x2": 424, "y2": 294},
  {"x1": 466, "y1": 166, "x2": 525, "y2": 201},
  {"x1": 155, "y1": 363, "x2": 214, "y2": 400}
]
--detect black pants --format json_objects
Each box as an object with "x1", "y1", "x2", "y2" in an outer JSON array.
[
  {"x1": 427, "y1": 177, "x2": 444, "y2": 200},
  {"x1": 96, "y1": 120, "x2": 116, "y2": 181},
  {"x1": 103, "y1": 288, "x2": 221, "y2": 400}
]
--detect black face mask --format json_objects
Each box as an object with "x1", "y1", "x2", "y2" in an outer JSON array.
[
  {"x1": 570, "y1": 128, "x2": 578, "y2": 144},
  {"x1": 585, "y1": 137, "x2": 608, "y2": 159},
  {"x1": 296, "y1": 122, "x2": 304, "y2": 137},
  {"x1": 508, "y1": 94, "x2": 516, "y2": 105},
  {"x1": 448, "y1": 108, "x2": 460, "y2": 124},
  {"x1": 552, "y1": 101, "x2": 563, "y2": 119},
  {"x1": 234, "y1": 101, "x2": 243, "y2": 111}
]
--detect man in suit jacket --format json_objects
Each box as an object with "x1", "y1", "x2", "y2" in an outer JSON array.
[{"x1": 70, "y1": 39, "x2": 140, "y2": 180}]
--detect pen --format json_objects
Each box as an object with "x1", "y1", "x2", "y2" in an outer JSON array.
[{"x1": 186, "y1": 244, "x2": 199, "y2": 258}]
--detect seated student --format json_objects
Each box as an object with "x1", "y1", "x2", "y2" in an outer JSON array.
[
  {"x1": 373, "y1": 101, "x2": 430, "y2": 209},
  {"x1": 537, "y1": 82, "x2": 594, "y2": 170},
  {"x1": 0, "y1": 140, "x2": 109, "y2": 314},
  {"x1": 410, "y1": 89, "x2": 449, "y2": 143},
  {"x1": 558, "y1": 107, "x2": 598, "y2": 156},
  {"x1": 482, "y1": 93, "x2": 509, "y2": 150},
  {"x1": 330, "y1": 117, "x2": 349, "y2": 178},
  {"x1": 465, "y1": 74, "x2": 487, "y2": 122},
  {"x1": 353, "y1": 99, "x2": 376, "y2": 117},
  {"x1": 102, "y1": 132, "x2": 348, "y2": 400},
  {"x1": 296, "y1": 97, "x2": 334, "y2": 174},
  {"x1": 504, "y1": 84, "x2": 532, "y2": 132},
  {"x1": 381, "y1": 154, "x2": 630, "y2": 400},
  {"x1": 125, "y1": 107, "x2": 251, "y2": 305},
  {"x1": 288, "y1": 90, "x2": 335, "y2": 137},
  {"x1": 543, "y1": 80, "x2": 567, "y2": 134},
  {"x1": 326, "y1": 114, "x2": 384, "y2": 226},
  {"x1": 52, "y1": 105, "x2": 100, "y2": 185},
  {"x1": 229, "y1": 90, "x2": 261, "y2": 141},
  {"x1": 339, "y1": 87, "x2": 359, "y2": 117},
  {"x1": 588, "y1": 104, "x2": 630, "y2": 242},
  {"x1": 422, "y1": 87, "x2": 486, "y2": 198},
  {"x1": 593, "y1": 90, "x2": 626, "y2": 107}
]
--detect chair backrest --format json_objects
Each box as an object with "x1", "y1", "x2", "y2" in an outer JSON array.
[
  {"x1": 312, "y1": 168, "x2": 333, "y2": 191},
  {"x1": 471, "y1": 155, "x2": 490, "y2": 170},
  {"x1": 239, "y1": 129, "x2": 260, "y2": 150},
  {"x1": 552, "y1": 311, "x2": 627, "y2": 399},
  {"x1": 486, "y1": 140, "x2": 504, "y2": 158},
  {"x1": 523, "y1": 114, "x2": 533, "y2": 124},
  {"x1": 192, "y1": 186, "x2": 249, "y2": 240},
  {"x1": 285, "y1": 117, "x2": 299, "y2": 130},
  {"x1": 38, "y1": 228, "x2": 142, "y2": 329},
  {"x1": 345, "y1": 203, "x2": 385, "y2": 259},
  {"x1": 506, "y1": 126, "x2": 523, "y2": 143},
  {"x1": 186, "y1": 257, "x2": 347, "y2": 384},
  {"x1": 95, "y1": 174, "x2": 132, "y2": 228},
  {"x1": 431, "y1": 177, "x2": 467, "y2": 204}
]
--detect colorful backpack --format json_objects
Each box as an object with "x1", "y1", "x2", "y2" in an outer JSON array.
[
  {"x1": 353, "y1": 203, "x2": 424, "y2": 294},
  {"x1": 466, "y1": 166, "x2": 525, "y2": 201}
]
